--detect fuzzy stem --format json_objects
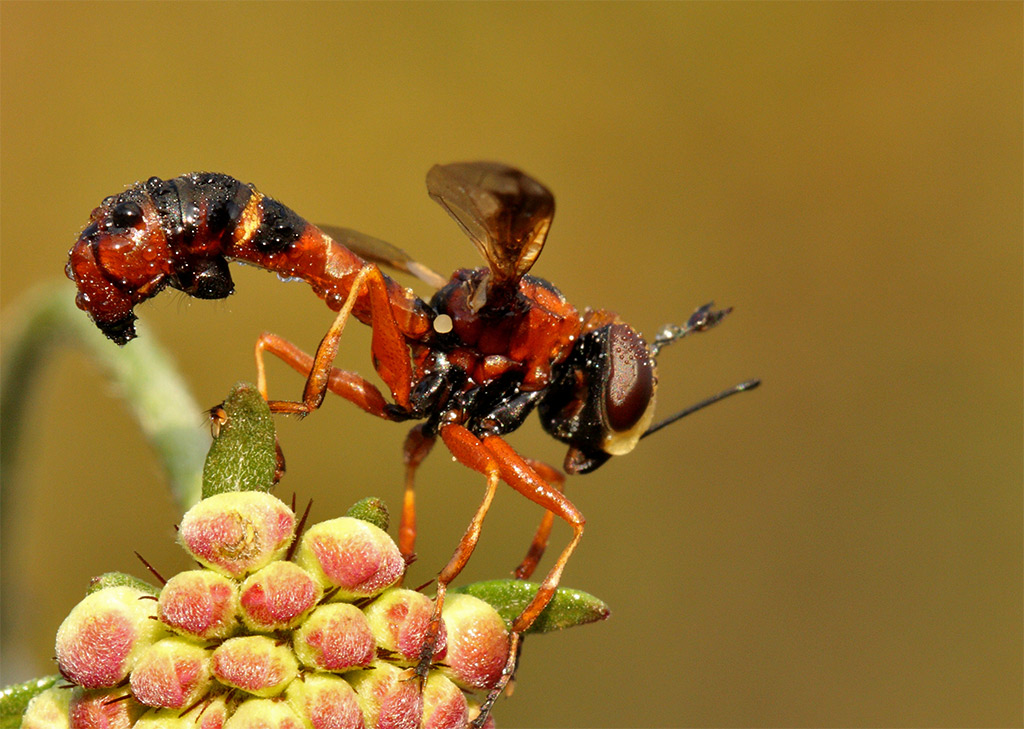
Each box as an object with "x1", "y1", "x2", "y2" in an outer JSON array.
[{"x1": 1, "y1": 281, "x2": 208, "y2": 512}]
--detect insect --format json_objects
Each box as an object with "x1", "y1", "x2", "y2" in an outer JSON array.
[{"x1": 66, "y1": 163, "x2": 758, "y2": 722}]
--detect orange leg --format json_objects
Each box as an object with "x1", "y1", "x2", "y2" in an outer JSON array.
[
  {"x1": 415, "y1": 424, "x2": 502, "y2": 679},
  {"x1": 399, "y1": 424, "x2": 436, "y2": 561},
  {"x1": 255, "y1": 332, "x2": 397, "y2": 419},
  {"x1": 513, "y1": 458, "x2": 564, "y2": 581},
  {"x1": 413, "y1": 424, "x2": 583, "y2": 726},
  {"x1": 254, "y1": 264, "x2": 415, "y2": 417},
  {"x1": 396, "y1": 435, "x2": 559, "y2": 581},
  {"x1": 477, "y1": 435, "x2": 585, "y2": 634}
]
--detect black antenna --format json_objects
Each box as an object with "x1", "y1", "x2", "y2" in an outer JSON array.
[
  {"x1": 650, "y1": 302, "x2": 732, "y2": 357},
  {"x1": 641, "y1": 379, "x2": 761, "y2": 440}
]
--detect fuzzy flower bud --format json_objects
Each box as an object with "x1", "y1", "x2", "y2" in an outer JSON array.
[
  {"x1": 67, "y1": 687, "x2": 144, "y2": 729},
  {"x1": 55, "y1": 586, "x2": 167, "y2": 689},
  {"x1": 439, "y1": 594, "x2": 510, "y2": 691},
  {"x1": 292, "y1": 603, "x2": 376, "y2": 673},
  {"x1": 129, "y1": 636, "x2": 213, "y2": 709},
  {"x1": 239, "y1": 561, "x2": 321, "y2": 632},
  {"x1": 285, "y1": 673, "x2": 363, "y2": 729},
  {"x1": 20, "y1": 687, "x2": 70, "y2": 729},
  {"x1": 348, "y1": 661, "x2": 422, "y2": 729},
  {"x1": 186, "y1": 694, "x2": 230, "y2": 729},
  {"x1": 421, "y1": 672, "x2": 469, "y2": 729},
  {"x1": 211, "y1": 636, "x2": 298, "y2": 697},
  {"x1": 363, "y1": 588, "x2": 447, "y2": 665},
  {"x1": 294, "y1": 517, "x2": 404, "y2": 600},
  {"x1": 178, "y1": 492, "x2": 295, "y2": 578},
  {"x1": 158, "y1": 570, "x2": 239, "y2": 640},
  {"x1": 223, "y1": 699, "x2": 304, "y2": 729}
]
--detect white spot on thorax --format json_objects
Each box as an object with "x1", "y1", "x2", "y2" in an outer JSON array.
[{"x1": 433, "y1": 314, "x2": 453, "y2": 334}]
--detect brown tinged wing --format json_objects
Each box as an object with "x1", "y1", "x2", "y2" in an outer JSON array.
[
  {"x1": 317, "y1": 224, "x2": 448, "y2": 289},
  {"x1": 426, "y1": 162, "x2": 555, "y2": 284}
]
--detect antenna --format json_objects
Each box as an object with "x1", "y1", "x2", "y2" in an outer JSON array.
[
  {"x1": 650, "y1": 302, "x2": 732, "y2": 357},
  {"x1": 641, "y1": 379, "x2": 761, "y2": 440}
]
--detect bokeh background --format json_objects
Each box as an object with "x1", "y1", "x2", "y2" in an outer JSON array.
[{"x1": 2, "y1": 3, "x2": 1020, "y2": 726}]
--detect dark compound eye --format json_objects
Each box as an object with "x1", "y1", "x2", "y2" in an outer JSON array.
[
  {"x1": 604, "y1": 323, "x2": 655, "y2": 432},
  {"x1": 109, "y1": 201, "x2": 143, "y2": 231}
]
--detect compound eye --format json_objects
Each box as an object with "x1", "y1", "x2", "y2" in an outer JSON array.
[
  {"x1": 108, "y1": 201, "x2": 143, "y2": 232},
  {"x1": 604, "y1": 323, "x2": 655, "y2": 432}
]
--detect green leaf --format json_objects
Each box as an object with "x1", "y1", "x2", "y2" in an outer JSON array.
[
  {"x1": 87, "y1": 571, "x2": 160, "y2": 597},
  {"x1": 346, "y1": 497, "x2": 391, "y2": 531},
  {"x1": 452, "y1": 579, "x2": 611, "y2": 634},
  {"x1": 0, "y1": 675, "x2": 61, "y2": 729},
  {"x1": 202, "y1": 382, "x2": 278, "y2": 497}
]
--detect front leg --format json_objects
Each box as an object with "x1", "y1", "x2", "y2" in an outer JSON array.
[{"x1": 412, "y1": 425, "x2": 585, "y2": 728}]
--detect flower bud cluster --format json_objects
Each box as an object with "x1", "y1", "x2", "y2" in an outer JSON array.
[{"x1": 39, "y1": 492, "x2": 507, "y2": 728}]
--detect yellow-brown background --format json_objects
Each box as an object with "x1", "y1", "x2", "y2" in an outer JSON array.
[{"x1": 2, "y1": 3, "x2": 1020, "y2": 726}]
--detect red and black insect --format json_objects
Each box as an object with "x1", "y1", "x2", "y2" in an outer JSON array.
[{"x1": 66, "y1": 163, "x2": 758, "y2": 721}]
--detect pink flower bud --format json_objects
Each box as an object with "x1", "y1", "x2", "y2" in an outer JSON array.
[
  {"x1": 67, "y1": 687, "x2": 143, "y2": 729},
  {"x1": 20, "y1": 686, "x2": 70, "y2": 729},
  {"x1": 179, "y1": 492, "x2": 295, "y2": 578},
  {"x1": 132, "y1": 709, "x2": 193, "y2": 728},
  {"x1": 292, "y1": 603, "x2": 375, "y2": 672},
  {"x1": 56, "y1": 586, "x2": 167, "y2": 689},
  {"x1": 439, "y1": 594, "x2": 509, "y2": 691},
  {"x1": 362, "y1": 588, "x2": 446, "y2": 664},
  {"x1": 183, "y1": 695, "x2": 229, "y2": 729},
  {"x1": 129, "y1": 636, "x2": 212, "y2": 709},
  {"x1": 158, "y1": 570, "x2": 239, "y2": 640},
  {"x1": 211, "y1": 636, "x2": 298, "y2": 697},
  {"x1": 294, "y1": 518, "x2": 403, "y2": 600},
  {"x1": 222, "y1": 699, "x2": 303, "y2": 729},
  {"x1": 348, "y1": 661, "x2": 422, "y2": 729},
  {"x1": 286, "y1": 673, "x2": 364, "y2": 729},
  {"x1": 421, "y1": 672, "x2": 469, "y2": 729},
  {"x1": 239, "y1": 561, "x2": 321, "y2": 632}
]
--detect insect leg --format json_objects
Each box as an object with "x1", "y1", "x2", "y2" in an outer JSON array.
[
  {"x1": 472, "y1": 435, "x2": 585, "y2": 726},
  {"x1": 365, "y1": 265, "x2": 414, "y2": 409},
  {"x1": 253, "y1": 263, "x2": 418, "y2": 419},
  {"x1": 253, "y1": 266, "x2": 372, "y2": 416},
  {"x1": 513, "y1": 458, "x2": 565, "y2": 580},
  {"x1": 413, "y1": 423, "x2": 503, "y2": 680},
  {"x1": 399, "y1": 424, "x2": 436, "y2": 560},
  {"x1": 254, "y1": 332, "x2": 397, "y2": 419},
  {"x1": 431, "y1": 427, "x2": 585, "y2": 726}
]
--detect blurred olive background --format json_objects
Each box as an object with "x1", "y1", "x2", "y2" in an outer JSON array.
[{"x1": 2, "y1": 3, "x2": 1020, "y2": 727}]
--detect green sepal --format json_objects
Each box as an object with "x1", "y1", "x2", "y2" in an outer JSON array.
[
  {"x1": 87, "y1": 571, "x2": 160, "y2": 597},
  {"x1": 452, "y1": 579, "x2": 611, "y2": 634},
  {"x1": 345, "y1": 497, "x2": 391, "y2": 531},
  {"x1": 0, "y1": 675, "x2": 61, "y2": 729},
  {"x1": 202, "y1": 382, "x2": 278, "y2": 498}
]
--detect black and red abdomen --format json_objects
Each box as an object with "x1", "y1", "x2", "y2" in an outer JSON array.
[
  {"x1": 66, "y1": 173, "x2": 253, "y2": 342},
  {"x1": 429, "y1": 269, "x2": 582, "y2": 390},
  {"x1": 67, "y1": 173, "x2": 432, "y2": 344}
]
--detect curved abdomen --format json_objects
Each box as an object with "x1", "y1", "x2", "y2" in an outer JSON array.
[{"x1": 67, "y1": 172, "x2": 431, "y2": 344}]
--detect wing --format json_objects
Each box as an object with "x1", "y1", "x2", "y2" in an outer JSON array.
[
  {"x1": 426, "y1": 162, "x2": 555, "y2": 284},
  {"x1": 318, "y1": 224, "x2": 448, "y2": 289}
]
